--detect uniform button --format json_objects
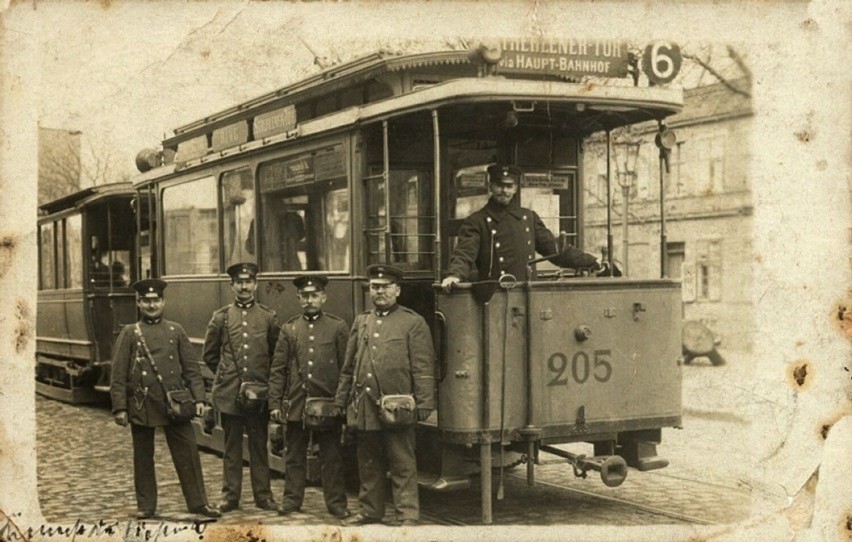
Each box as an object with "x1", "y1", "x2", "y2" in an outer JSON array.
[
  {"x1": 367, "y1": 373, "x2": 372, "y2": 378},
  {"x1": 500, "y1": 270, "x2": 506, "y2": 275},
  {"x1": 142, "y1": 371, "x2": 147, "y2": 376},
  {"x1": 523, "y1": 215, "x2": 528, "y2": 220},
  {"x1": 372, "y1": 346, "x2": 377, "y2": 350},
  {"x1": 242, "y1": 368, "x2": 247, "y2": 372},
  {"x1": 169, "y1": 326, "x2": 175, "y2": 330},
  {"x1": 309, "y1": 335, "x2": 315, "y2": 341},
  {"x1": 307, "y1": 373, "x2": 312, "y2": 378},
  {"x1": 373, "y1": 332, "x2": 380, "y2": 338},
  {"x1": 495, "y1": 242, "x2": 501, "y2": 248},
  {"x1": 527, "y1": 241, "x2": 532, "y2": 245},
  {"x1": 486, "y1": 217, "x2": 492, "y2": 222},
  {"x1": 377, "y1": 320, "x2": 382, "y2": 326},
  {"x1": 169, "y1": 370, "x2": 174, "y2": 374},
  {"x1": 308, "y1": 324, "x2": 314, "y2": 329},
  {"x1": 308, "y1": 347, "x2": 314, "y2": 353},
  {"x1": 169, "y1": 355, "x2": 174, "y2": 359},
  {"x1": 244, "y1": 344, "x2": 249, "y2": 349},
  {"x1": 525, "y1": 227, "x2": 530, "y2": 232},
  {"x1": 243, "y1": 332, "x2": 248, "y2": 338},
  {"x1": 366, "y1": 387, "x2": 371, "y2": 392},
  {"x1": 491, "y1": 229, "x2": 497, "y2": 234},
  {"x1": 169, "y1": 339, "x2": 174, "y2": 344},
  {"x1": 308, "y1": 361, "x2": 313, "y2": 366},
  {"x1": 499, "y1": 257, "x2": 504, "y2": 262},
  {"x1": 242, "y1": 322, "x2": 248, "y2": 326},
  {"x1": 242, "y1": 311, "x2": 247, "y2": 316}
]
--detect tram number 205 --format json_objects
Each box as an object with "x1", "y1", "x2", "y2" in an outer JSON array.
[{"x1": 547, "y1": 350, "x2": 612, "y2": 386}]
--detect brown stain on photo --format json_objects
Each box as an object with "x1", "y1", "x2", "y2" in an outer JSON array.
[
  {"x1": 0, "y1": 233, "x2": 16, "y2": 279},
  {"x1": 786, "y1": 360, "x2": 813, "y2": 391},
  {"x1": 15, "y1": 298, "x2": 32, "y2": 353},
  {"x1": 835, "y1": 301, "x2": 852, "y2": 339},
  {"x1": 203, "y1": 525, "x2": 271, "y2": 542},
  {"x1": 818, "y1": 406, "x2": 852, "y2": 441}
]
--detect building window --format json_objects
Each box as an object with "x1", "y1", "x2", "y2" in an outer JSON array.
[
  {"x1": 696, "y1": 239, "x2": 722, "y2": 301},
  {"x1": 666, "y1": 242, "x2": 685, "y2": 279},
  {"x1": 667, "y1": 141, "x2": 687, "y2": 197}
]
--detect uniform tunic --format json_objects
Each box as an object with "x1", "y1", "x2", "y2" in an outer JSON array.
[
  {"x1": 269, "y1": 312, "x2": 349, "y2": 421},
  {"x1": 447, "y1": 198, "x2": 593, "y2": 282},
  {"x1": 203, "y1": 301, "x2": 279, "y2": 414},
  {"x1": 268, "y1": 311, "x2": 349, "y2": 514},
  {"x1": 334, "y1": 304, "x2": 436, "y2": 431},
  {"x1": 110, "y1": 317, "x2": 209, "y2": 512},
  {"x1": 111, "y1": 318, "x2": 205, "y2": 426},
  {"x1": 202, "y1": 299, "x2": 279, "y2": 505}
]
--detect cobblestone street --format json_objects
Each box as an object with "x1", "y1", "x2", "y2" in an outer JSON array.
[{"x1": 36, "y1": 354, "x2": 751, "y2": 528}]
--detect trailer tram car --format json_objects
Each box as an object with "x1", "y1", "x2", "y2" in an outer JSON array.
[
  {"x1": 36, "y1": 183, "x2": 140, "y2": 403},
  {"x1": 127, "y1": 42, "x2": 684, "y2": 523}
]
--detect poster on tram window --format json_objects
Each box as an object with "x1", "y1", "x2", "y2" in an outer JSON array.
[{"x1": 0, "y1": 2, "x2": 849, "y2": 542}]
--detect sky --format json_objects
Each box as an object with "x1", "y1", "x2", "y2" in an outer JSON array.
[{"x1": 6, "y1": 1, "x2": 754, "y2": 187}]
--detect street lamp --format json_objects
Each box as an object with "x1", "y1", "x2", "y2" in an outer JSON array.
[{"x1": 613, "y1": 140, "x2": 641, "y2": 276}]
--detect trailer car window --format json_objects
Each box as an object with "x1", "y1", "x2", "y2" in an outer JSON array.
[
  {"x1": 39, "y1": 222, "x2": 55, "y2": 290},
  {"x1": 66, "y1": 214, "x2": 83, "y2": 289},
  {"x1": 221, "y1": 167, "x2": 255, "y2": 268}
]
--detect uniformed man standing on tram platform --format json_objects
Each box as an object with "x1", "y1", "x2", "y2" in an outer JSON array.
[
  {"x1": 268, "y1": 274, "x2": 350, "y2": 519},
  {"x1": 441, "y1": 164, "x2": 599, "y2": 291},
  {"x1": 202, "y1": 262, "x2": 280, "y2": 513},
  {"x1": 335, "y1": 264, "x2": 436, "y2": 527},
  {"x1": 110, "y1": 279, "x2": 220, "y2": 520}
]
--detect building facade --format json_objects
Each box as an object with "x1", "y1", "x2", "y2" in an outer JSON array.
[{"x1": 583, "y1": 79, "x2": 754, "y2": 352}]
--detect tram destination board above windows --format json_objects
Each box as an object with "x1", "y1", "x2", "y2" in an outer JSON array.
[
  {"x1": 254, "y1": 105, "x2": 297, "y2": 140},
  {"x1": 497, "y1": 38, "x2": 630, "y2": 78},
  {"x1": 211, "y1": 121, "x2": 249, "y2": 152}
]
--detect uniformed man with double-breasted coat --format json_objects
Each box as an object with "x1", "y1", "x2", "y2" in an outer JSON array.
[
  {"x1": 441, "y1": 164, "x2": 598, "y2": 291},
  {"x1": 335, "y1": 265, "x2": 436, "y2": 527},
  {"x1": 202, "y1": 262, "x2": 280, "y2": 513},
  {"x1": 268, "y1": 274, "x2": 350, "y2": 518},
  {"x1": 110, "y1": 279, "x2": 220, "y2": 520}
]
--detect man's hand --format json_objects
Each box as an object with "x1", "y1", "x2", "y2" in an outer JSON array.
[
  {"x1": 270, "y1": 409, "x2": 282, "y2": 423},
  {"x1": 113, "y1": 410, "x2": 128, "y2": 427},
  {"x1": 441, "y1": 276, "x2": 460, "y2": 293},
  {"x1": 417, "y1": 409, "x2": 432, "y2": 422},
  {"x1": 195, "y1": 402, "x2": 205, "y2": 418}
]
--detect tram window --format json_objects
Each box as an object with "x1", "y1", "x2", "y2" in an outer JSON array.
[
  {"x1": 365, "y1": 169, "x2": 433, "y2": 270},
  {"x1": 258, "y1": 147, "x2": 350, "y2": 273},
  {"x1": 55, "y1": 220, "x2": 66, "y2": 288},
  {"x1": 221, "y1": 167, "x2": 255, "y2": 268},
  {"x1": 66, "y1": 214, "x2": 83, "y2": 289},
  {"x1": 39, "y1": 222, "x2": 55, "y2": 290},
  {"x1": 162, "y1": 176, "x2": 219, "y2": 276}
]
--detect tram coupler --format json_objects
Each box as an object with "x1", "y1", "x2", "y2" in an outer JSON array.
[{"x1": 539, "y1": 444, "x2": 628, "y2": 488}]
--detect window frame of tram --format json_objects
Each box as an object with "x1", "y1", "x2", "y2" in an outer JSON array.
[
  {"x1": 87, "y1": 202, "x2": 135, "y2": 288},
  {"x1": 161, "y1": 175, "x2": 220, "y2": 277},
  {"x1": 444, "y1": 123, "x2": 580, "y2": 275},
  {"x1": 257, "y1": 144, "x2": 351, "y2": 273},
  {"x1": 362, "y1": 119, "x2": 435, "y2": 274},
  {"x1": 38, "y1": 215, "x2": 86, "y2": 291}
]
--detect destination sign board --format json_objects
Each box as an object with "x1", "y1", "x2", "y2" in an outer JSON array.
[
  {"x1": 175, "y1": 135, "x2": 208, "y2": 163},
  {"x1": 212, "y1": 120, "x2": 249, "y2": 152},
  {"x1": 498, "y1": 38, "x2": 629, "y2": 78},
  {"x1": 522, "y1": 173, "x2": 570, "y2": 190},
  {"x1": 254, "y1": 105, "x2": 297, "y2": 139}
]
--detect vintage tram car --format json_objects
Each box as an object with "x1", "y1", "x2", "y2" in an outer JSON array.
[
  {"x1": 40, "y1": 43, "x2": 684, "y2": 522},
  {"x1": 36, "y1": 183, "x2": 140, "y2": 403}
]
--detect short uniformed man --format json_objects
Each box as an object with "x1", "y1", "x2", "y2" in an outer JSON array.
[
  {"x1": 335, "y1": 265, "x2": 436, "y2": 526},
  {"x1": 202, "y1": 262, "x2": 279, "y2": 513},
  {"x1": 269, "y1": 274, "x2": 350, "y2": 519},
  {"x1": 441, "y1": 164, "x2": 598, "y2": 291},
  {"x1": 110, "y1": 279, "x2": 220, "y2": 520}
]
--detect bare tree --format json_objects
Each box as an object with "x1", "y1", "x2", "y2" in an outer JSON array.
[{"x1": 38, "y1": 127, "x2": 82, "y2": 206}]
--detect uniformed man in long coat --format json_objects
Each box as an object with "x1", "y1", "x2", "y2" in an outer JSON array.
[
  {"x1": 269, "y1": 274, "x2": 349, "y2": 518},
  {"x1": 441, "y1": 164, "x2": 598, "y2": 291},
  {"x1": 335, "y1": 265, "x2": 436, "y2": 526},
  {"x1": 202, "y1": 262, "x2": 279, "y2": 513},
  {"x1": 110, "y1": 279, "x2": 220, "y2": 520}
]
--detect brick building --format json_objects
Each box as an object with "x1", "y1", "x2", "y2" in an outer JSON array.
[{"x1": 583, "y1": 79, "x2": 754, "y2": 352}]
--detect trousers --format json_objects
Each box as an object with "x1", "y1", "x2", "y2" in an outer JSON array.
[
  {"x1": 130, "y1": 422, "x2": 208, "y2": 512},
  {"x1": 355, "y1": 427, "x2": 419, "y2": 521},
  {"x1": 282, "y1": 422, "x2": 347, "y2": 513},
  {"x1": 220, "y1": 411, "x2": 273, "y2": 504}
]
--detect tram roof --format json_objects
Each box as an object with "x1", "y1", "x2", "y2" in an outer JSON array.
[
  {"x1": 39, "y1": 182, "x2": 134, "y2": 216},
  {"x1": 133, "y1": 77, "x2": 682, "y2": 187}
]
